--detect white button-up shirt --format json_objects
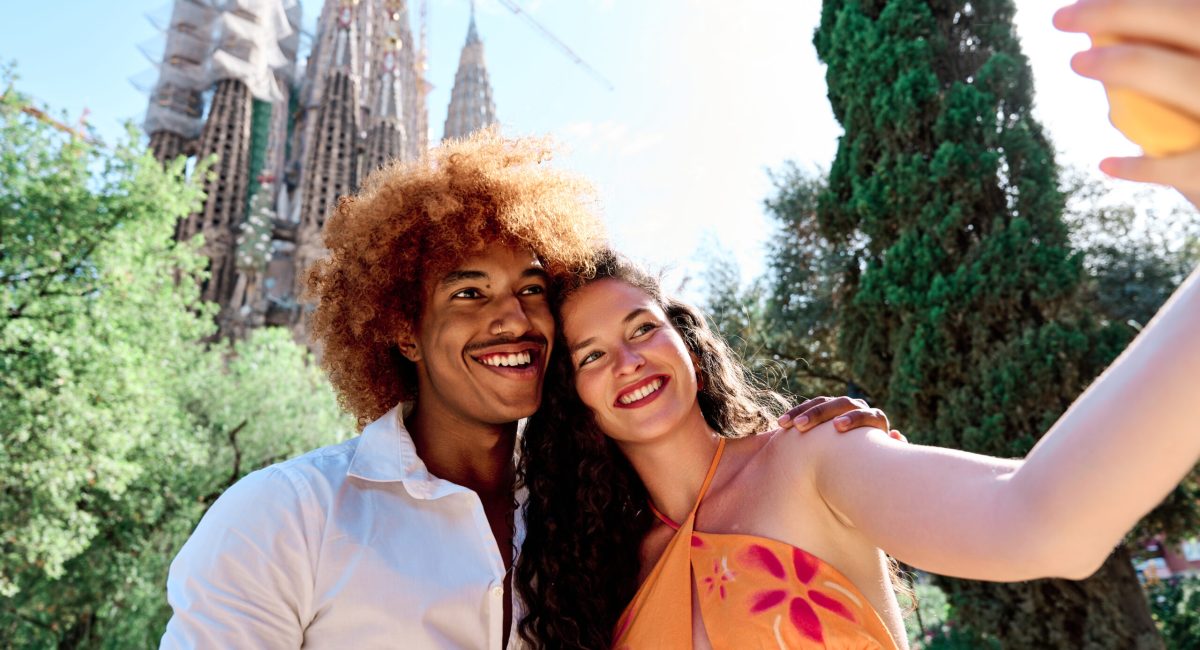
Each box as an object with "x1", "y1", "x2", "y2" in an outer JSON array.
[{"x1": 161, "y1": 405, "x2": 526, "y2": 649}]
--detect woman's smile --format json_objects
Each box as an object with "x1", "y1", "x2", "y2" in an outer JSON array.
[{"x1": 614, "y1": 375, "x2": 670, "y2": 408}]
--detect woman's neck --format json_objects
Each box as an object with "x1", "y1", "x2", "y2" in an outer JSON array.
[{"x1": 617, "y1": 405, "x2": 723, "y2": 525}]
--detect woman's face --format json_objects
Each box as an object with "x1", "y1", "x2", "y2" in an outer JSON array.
[{"x1": 561, "y1": 279, "x2": 702, "y2": 445}]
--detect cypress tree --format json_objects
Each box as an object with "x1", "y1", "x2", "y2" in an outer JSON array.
[{"x1": 814, "y1": 1, "x2": 1162, "y2": 646}]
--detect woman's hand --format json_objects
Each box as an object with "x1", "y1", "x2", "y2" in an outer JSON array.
[
  {"x1": 1054, "y1": 0, "x2": 1200, "y2": 207},
  {"x1": 776, "y1": 395, "x2": 907, "y2": 442}
]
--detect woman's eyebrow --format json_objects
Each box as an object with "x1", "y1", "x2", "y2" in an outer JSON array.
[
  {"x1": 622, "y1": 308, "x2": 650, "y2": 325},
  {"x1": 569, "y1": 308, "x2": 652, "y2": 354}
]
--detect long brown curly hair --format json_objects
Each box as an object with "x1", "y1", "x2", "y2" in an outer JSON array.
[
  {"x1": 515, "y1": 250, "x2": 790, "y2": 648},
  {"x1": 304, "y1": 130, "x2": 605, "y2": 428}
]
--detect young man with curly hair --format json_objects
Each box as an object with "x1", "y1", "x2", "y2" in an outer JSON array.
[{"x1": 160, "y1": 131, "x2": 895, "y2": 649}]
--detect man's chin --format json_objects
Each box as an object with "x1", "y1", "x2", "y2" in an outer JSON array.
[{"x1": 476, "y1": 392, "x2": 542, "y2": 424}]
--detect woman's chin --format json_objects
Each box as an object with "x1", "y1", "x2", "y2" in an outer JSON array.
[{"x1": 601, "y1": 411, "x2": 688, "y2": 446}]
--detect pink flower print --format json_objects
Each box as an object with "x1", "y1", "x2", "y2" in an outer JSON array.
[
  {"x1": 790, "y1": 597, "x2": 823, "y2": 642},
  {"x1": 742, "y1": 544, "x2": 786, "y2": 579},
  {"x1": 749, "y1": 589, "x2": 787, "y2": 613},
  {"x1": 810, "y1": 590, "x2": 855, "y2": 622},
  {"x1": 701, "y1": 556, "x2": 736, "y2": 600},
  {"x1": 792, "y1": 547, "x2": 819, "y2": 583},
  {"x1": 739, "y1": 543, "x2": 858, "y2": 641}
]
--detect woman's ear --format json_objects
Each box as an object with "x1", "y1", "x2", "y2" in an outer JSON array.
[{"x1": 690, "y1": 351, "x2": 705, "y2": 391}]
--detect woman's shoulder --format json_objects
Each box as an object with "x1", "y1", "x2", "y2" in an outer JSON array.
[
  {"x1": 714, "y1": 428, "x2": 823, "y2": 497},
  {"x1": 752, "y1": 423, "x2": 838, "y2": 469}
]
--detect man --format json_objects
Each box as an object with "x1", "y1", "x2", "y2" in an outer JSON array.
[{"x1": 161, "y1": 132, "x2": 895, "y2": 648}]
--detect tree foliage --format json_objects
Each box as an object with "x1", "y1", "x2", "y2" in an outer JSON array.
[
  {"x1": 700, "y1": 164, "x2": 858, "y2": 400},
  {"x1": 745, "y1": 0, "x2": 1194, "y2": 645},
  {"x1": 0, "y1": 76, "x2": 353, "y2": 647}
]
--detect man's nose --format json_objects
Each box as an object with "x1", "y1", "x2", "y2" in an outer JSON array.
[{"x1": 488, "y1": 293, "x2": 533, "y2": 337}]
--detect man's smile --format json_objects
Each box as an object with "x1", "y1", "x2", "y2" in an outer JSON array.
[{"x1": 468, "y1": 341, "x2": 545, "y2": 380}]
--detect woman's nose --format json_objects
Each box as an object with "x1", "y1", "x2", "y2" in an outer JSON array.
[{"x1": 612, "y1": 344, "x2": 645, "y2": 375}]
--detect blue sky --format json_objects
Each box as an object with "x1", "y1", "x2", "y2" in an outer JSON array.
[{"x1": 1, "y1": 1, "x2": 1173, "y2": 297}]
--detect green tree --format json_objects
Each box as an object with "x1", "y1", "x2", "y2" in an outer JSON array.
[
  {"x1": 701, "y1": 166, "x2": 857, "y2": 400},
  {"x1": 813, "y1": 1, "x2": 1167, "y2": 646},
  {"x1": 0, "y1": 77, "x2": 353, "y2": 646}
]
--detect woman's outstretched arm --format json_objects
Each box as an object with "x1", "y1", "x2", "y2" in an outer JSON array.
[{"x1": 800, "y1": 262, "x2": 1198, "y2": 582}]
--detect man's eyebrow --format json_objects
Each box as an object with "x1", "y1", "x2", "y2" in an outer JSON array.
[
  {"x1": 569, "y1": 308, "x2": 652, "y2": 354},
  {"x1": 438, "y1": 269, "x2": 488, "y2": 287},
  {"x1": 522, "y1": 267, "x2": 550, "y2": 281}
]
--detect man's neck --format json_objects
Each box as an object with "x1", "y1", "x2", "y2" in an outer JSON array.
[{"x1": 406, "y1": 404, "x2": 518, "y2": 495}]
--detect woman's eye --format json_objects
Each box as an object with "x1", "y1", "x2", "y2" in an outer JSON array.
[
  {"x1": 634, "y1": 322, "x2": 658, "y2": 337},
  {"x1": 452, "y1": 288, "x2": 481, "y2": 299},
  {"x1": 579, "y1": 351, "x2": 602, "y2": 367}
]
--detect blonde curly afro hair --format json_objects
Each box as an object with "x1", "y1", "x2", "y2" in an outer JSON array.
[{"x1": 305, "y1": 130, "x2": 605, "y2": 428}]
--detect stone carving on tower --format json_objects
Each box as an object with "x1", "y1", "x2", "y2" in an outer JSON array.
[
  {"x1": 443, "y1": 3, "x2": 497, "y2": 142},
  {"x1": 362, "y1": 0, "x2": 418, "y2": 174}
]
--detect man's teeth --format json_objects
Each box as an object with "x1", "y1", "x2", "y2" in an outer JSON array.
[
  {"x1": 479, "y1": 351, "x2": 533, "y2": 367},
  {"x1": 619, "y1": 378, "x2": 664, "y2": 405}
]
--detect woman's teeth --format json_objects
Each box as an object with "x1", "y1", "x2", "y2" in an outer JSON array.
[
  {"x1": 619, "y1": 378, "x2": 664, "y2": 405},
  {"x1": 479, "y1": 351, "x2": 532, "y2": 367}
]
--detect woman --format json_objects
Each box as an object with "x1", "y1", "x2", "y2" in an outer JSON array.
[
  {"x1": 519, "y1": 244, "x2": 1199, "y2": 649},
  {"x1": 515, "y1": 2, "x2": 1200, "y2": 647}
]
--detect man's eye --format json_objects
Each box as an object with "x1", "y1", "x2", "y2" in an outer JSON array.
[
  {"x1": 452, "y1": 288, "x2": 482, "y2": 299},
  {"x1": 520, "y1": 285, "x2": 546, "y2": 296},
  {"x1": 579, "y1": 351, "x2": 602, "y2": 367}
]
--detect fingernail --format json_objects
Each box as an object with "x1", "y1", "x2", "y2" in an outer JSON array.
[
  {"x1": 1052, "y1": 4, "x2": 1076, "y2": 25},
  {"x1": 1099, "y1": 157, "x2": 1129, "y2": 176},
  {"x1": 795, "y1": 415, "x2": 809, "y2": 427},
  {"x1": 777, "y1": 415, "x2": 790, "y2": 424},
  {"x1": 834, "y1": 416, "x2": 850, "y2": 428}
]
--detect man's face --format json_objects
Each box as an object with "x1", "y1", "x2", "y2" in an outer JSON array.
[{"x1": 402, "y1": 246, "x2": 554, "y2": 426}]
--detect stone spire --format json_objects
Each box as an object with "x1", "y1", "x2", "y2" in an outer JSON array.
[
  {"x1": 296, "y1": 0, "x2": 363, "y2": 242},
  {"x1": 290, "y1": 0, "x2": 365, "y2": 331},
  {"x1": 183, "y1": 77, "x2": 254, "y2": 309},
  {"x1": 362, "y1": 0, "x2": 417, "y2": 174},
  {"x1": 443, "y1": 2, "x2": 497, "y2": 141}
]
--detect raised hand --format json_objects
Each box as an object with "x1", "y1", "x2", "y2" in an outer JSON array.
[{"x1": 1054, "y1": 0, "x2": 1200, "y2": 207}]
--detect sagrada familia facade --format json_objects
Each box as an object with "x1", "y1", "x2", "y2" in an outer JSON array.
[{"x1": 143, "y1": 0, "x2": 497, "y2": 337}]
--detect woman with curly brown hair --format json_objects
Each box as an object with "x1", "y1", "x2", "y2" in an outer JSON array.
[
  {"x1": 516, "y1": 3, "x2": 1200, "y2": 647},
  {"x1": 517, "y1": 239, "x2": 1200, "y2": 649}
]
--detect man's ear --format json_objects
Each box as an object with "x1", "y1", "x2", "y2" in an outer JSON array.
[{"x1": 397, "y1": 331, "x2": 422, "y2": 363}]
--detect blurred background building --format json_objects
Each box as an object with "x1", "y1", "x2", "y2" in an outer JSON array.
[{"x1": 140, "y1": 0, "x2": 498, "y2": 337}]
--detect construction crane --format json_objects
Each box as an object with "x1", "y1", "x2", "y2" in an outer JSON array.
[
  {"x1": 490, "y1": 0, "x2": 614, "y2": 91},
  {"x1": 419, "y1": 0, "x2": 614, "y2": 93},
  {"x1": 2, "y1": 89, "x2": 97, "y2": 144}
]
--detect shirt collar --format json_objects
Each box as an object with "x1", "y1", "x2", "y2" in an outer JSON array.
[{"x1": 347, "y1": 403, "x2": 525, "y2": 501}]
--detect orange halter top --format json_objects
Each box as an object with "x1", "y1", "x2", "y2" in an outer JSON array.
[{"x1": 613, "y1": 438, "x2": 898, "y2": 649}]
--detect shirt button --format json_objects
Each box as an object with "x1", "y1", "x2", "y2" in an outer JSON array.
[{"x1": 492, "y1": 586, "x2": 503, "y2": 597}]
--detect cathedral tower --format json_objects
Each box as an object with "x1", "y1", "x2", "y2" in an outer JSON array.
[{"x1": 443, "y1": 3, "x2": 497, "y2": 141}]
